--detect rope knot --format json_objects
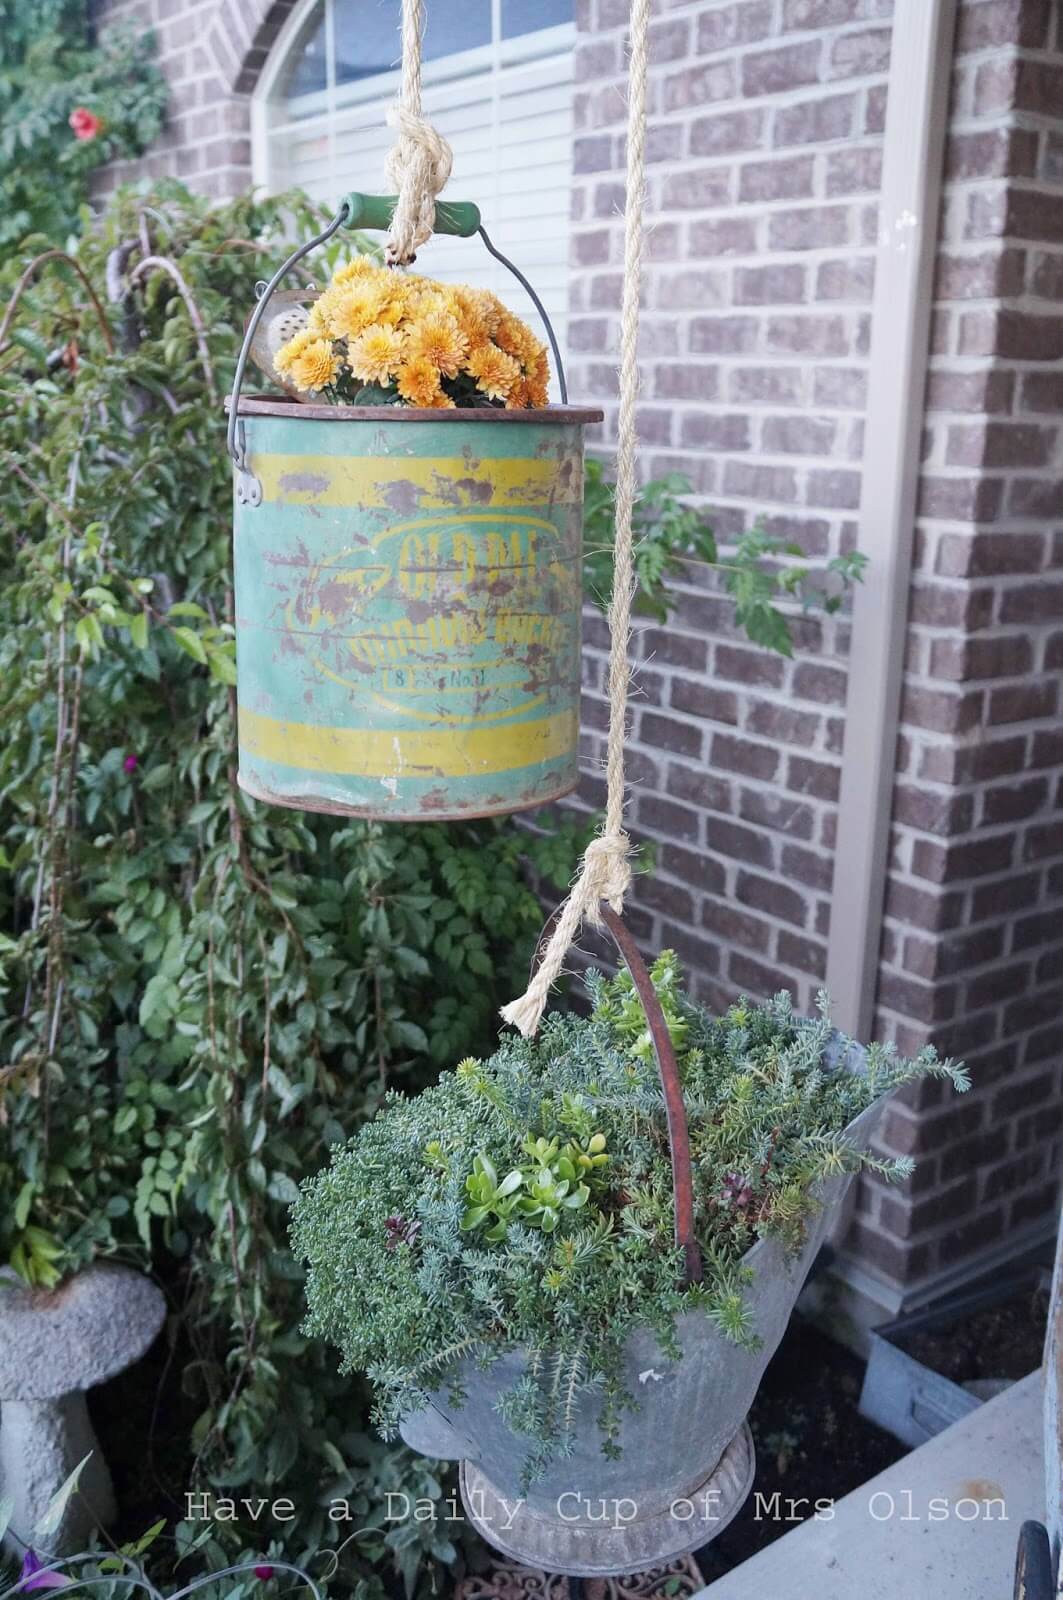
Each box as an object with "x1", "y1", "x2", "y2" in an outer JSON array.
[
  {"x1": 499, "y1": 831, "x2": 633, "y2": 1039},
  {"x1": 384, "y1": 108, "x2": 453, "y2": 265},
  {"x1": 581, "y1": 833, "x2": 633, "y2": 918}
]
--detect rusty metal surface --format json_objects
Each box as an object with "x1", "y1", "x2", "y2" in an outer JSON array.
[
  {"x1": 597, "y1": 906, "x2": 703, "y2": 1287},
  {"x1": 232, "y1": 408, "x2": 597, "y2": 819},
  {"x1": 232, "y1": 397, "x2": 604, "y2": 425}
]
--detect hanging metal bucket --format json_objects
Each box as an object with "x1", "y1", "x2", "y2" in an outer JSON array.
[
  {"x1": 231, "y1": 399, "x2": 600, "y2": 818},
  {"x1": 226, "y1": 193, "x2": 602, "y2": 820}
]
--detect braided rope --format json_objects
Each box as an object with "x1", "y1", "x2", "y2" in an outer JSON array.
[
  {"x1": 500, "y1": 0, "x2": 650, "y2": 1038},
  {"x1": 384, "y1": 0, "x2": 453, "y2": 264}
]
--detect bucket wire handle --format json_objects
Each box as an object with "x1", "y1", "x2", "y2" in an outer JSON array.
[
  {"x1": 225, "y1": 192, "x2": 569, "y2": 474},
  {"x1": 528, "y1": 904, "x2": 703, "y2": 1289}
]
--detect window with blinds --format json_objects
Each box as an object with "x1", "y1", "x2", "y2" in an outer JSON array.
[{"x1": 252, "y1": 0, "x2": 576, "y2": 383}]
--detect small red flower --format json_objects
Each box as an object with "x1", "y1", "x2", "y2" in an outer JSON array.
[
  {"x1": 123, "y1": 753, "x2": 139, "y2": 773},
  {"x1": 69, "y1": 107, "x2": 102, "y2": 142},
  {"x1": 253, "y1": 1567, "x2": 274, "y2": 1582}
]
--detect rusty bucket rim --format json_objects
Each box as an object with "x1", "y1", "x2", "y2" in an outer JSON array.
[{"x1": 226, "y1": 396, "x2": 604, "y2": 426}]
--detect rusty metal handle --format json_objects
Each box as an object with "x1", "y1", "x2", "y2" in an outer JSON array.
[{"x1": 528, "y1": 904, "x2": 703, "y2": 1287}]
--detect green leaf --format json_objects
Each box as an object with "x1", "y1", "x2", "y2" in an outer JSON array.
[
  {"x1": 129, "y1": 610, "x2": 149, "y2": 649},
  {"x1": 171, "y1": 625, "x2": 208, "y2": 665},
  {"x1": 35, "y1": 1453, "x2": 92, "y2": 1538}
]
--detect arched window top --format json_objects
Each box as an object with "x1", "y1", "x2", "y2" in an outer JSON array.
[
  {"x1": 253, "y1": 0, "x2": 576, "y2": 380},
  {"x1": 273, "y1": 0, "x2": 574, "y2": 116}
]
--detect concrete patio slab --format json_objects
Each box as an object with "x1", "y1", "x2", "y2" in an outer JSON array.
[{"x1": 694, "y1": 1370, "x2": 1043, "y2": 1599}]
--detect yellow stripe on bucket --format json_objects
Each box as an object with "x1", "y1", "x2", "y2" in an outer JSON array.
[
  {"x1": 238, "y1": 706, "x2": 578, "y2": 778},
  {"x1": 253, "y1": 454, "x2": 582, "y2": 509}
]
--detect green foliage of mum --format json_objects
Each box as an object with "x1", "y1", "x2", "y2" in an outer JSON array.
[{"x1": 292, "y1": 958, "x2": 968, "y2": 1484}]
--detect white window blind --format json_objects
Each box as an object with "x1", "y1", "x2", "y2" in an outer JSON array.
[{"x1": 253, "y1": 0, "x2": 575, "y2": 383}]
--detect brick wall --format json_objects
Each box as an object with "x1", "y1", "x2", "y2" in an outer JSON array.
[
  {"x1": 88, "y1": 0, "x2": 1061, "y2": 1312},
  {"x1": 568, "y1": 0, "x2": 1062, "y2": 1312},
  {"x1": 89, "y1": 0, "x2": 288, "y2": 200},
  {"x1": 567, "y1": 0, "x2": 893, "y2": 1020},
  {"x1": 846, "y1": 0, "x2": 1063, "y2": 1300}
]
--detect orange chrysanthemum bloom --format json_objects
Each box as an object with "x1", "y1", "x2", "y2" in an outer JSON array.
[
  {"x1": 347, "y1": 323, "x2": 407, "y2": 386},
  {"x1": 288, "y1": 337, "x2": 342, "y2": 393},
  {"x1": 406, "y1": 312, "x2": 468, "y2": 379},
  {"x1": 466, "y1": 342, "x2": 521, "y2": 403},
  {"x1": 328, "y1": 283, "x2": 400, "y2": 341},
  {"x1": 397, "y1": 355, "x2": 448, "y2": 408}
]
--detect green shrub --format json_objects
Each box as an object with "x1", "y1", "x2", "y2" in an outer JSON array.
[
  {"x1": 292, "y1": 957, "x2": 968, "y2": 1489},
  {"x1": 0, "y1": 182, "x2": 591, "y2": 1594},
  {"x1": 0, "y1": 1, "x2": 166, "y2": 253}
]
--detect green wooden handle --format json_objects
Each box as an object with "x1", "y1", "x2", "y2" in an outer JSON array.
[{"x1": 340, "y1": 193, "x2": 482, "y2": 238}]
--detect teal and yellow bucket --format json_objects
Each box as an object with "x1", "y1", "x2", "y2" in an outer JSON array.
[{"x1": 231, "y1": 399, "x2": 603, "y2": 820}]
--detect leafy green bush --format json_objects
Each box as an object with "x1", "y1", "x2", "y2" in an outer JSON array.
[
  {"x1": 292, "y1": 958, "x2": 968, "y2": 1488},
  {"x1": 0, "y1": 1, "x2": 166, "y2": 253},
  {"x1": 0, "y1": 182, "x2": 591, "y2": 1593}
]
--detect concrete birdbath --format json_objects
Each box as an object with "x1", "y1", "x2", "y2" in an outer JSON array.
[{"x1": 0, "y1": 1262, "x2": 166, "y2": 1555}]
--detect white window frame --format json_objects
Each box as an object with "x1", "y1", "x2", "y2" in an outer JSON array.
[{"x1": 251, "y1": 0, "x2": 575, "y2": 196}]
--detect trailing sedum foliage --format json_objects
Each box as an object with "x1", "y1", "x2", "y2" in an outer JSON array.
[{"x1": 293, "y1": 958, "x2": 968, "y2": 1486}]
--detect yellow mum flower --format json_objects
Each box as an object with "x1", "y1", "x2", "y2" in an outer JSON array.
[
  {"x1": 406, "y1": 312, "x2": 468, "y2": 378},
  {"x1": 288, "y1": 337, "x2": 342, "y2": 393},
  {"x1": 466, "y1": 342, "x2": 521, "y2": 403},
  {"x1": 397, "y1": 356, "x2": 452, "y2": 408},
  {"x1": 332, "y1": 255, "x2": 381, "y2": 287},
  {"x1": 273, "y1": 326, "x2": 315, "y2": 377},
  {"x1": 328, "y1": 282, "x2": 398, "y2": 341},
  {"x1": 347, "y1": 323, "x2": 407, "y2": 386}
]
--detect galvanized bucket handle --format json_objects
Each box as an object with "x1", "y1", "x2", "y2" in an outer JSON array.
[
  {"x1": 226, "y1": 190, "x2": 569, "y2": 483},
  {"x1": 528, "y1": 904, "x2": 704, "y2": 1288}
]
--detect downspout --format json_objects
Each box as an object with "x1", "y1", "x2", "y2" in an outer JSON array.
[{"x1": 825, "y1": 0, "x2": 959, "y2": 1038}]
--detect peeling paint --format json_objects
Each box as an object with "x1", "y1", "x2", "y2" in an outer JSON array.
[{"x1": 234, "y1": 413, "x2": 594, "y2": 819}]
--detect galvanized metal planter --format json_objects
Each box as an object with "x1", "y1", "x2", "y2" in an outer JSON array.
[
  {"x1": 231, "y1": 399, "x2": 602, "y2": 820},
  {"x1": 399, "y1": 1042, "x2": 888, "y2": 1576}
]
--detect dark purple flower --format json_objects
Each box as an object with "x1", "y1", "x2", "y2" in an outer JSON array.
[
  {"x1": 253, "y1": 1566, "x2": 275, "y2": 1582},
  {"x1": 123, "y1": 753, "x2": 139, "y2": 773},
  {"x1": 18, "y1": 1552, "x2": 72, "y2": 1591}
]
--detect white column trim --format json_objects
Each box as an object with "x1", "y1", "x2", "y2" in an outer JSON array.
[{"x1": 825, "y1": 0, "x2": 959, "y2": 1038}]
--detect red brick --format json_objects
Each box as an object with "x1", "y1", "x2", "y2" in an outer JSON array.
[
  {"x1": 690, "y1": 315, "x2": 759, "y2": 354},
  {"x1": 690, "y1": 217, "x2": 759, "y2": 257},
  {"x1": 669, "y1": 678, "x2": 738, "y2": 725},
  {"x1": 828, "y1": 27, "x2": 891, "y2": 80},
  {"x1": 731, "y1": 367, "x2": 806, "y2": 405},
  {"x1": 707, "y1": 818, "x2": 775, "y2": 871},
  {"x1": 639, "y1": 711, "x2": 703, "y2": 759},
  {"x1": 680, "y1": 413, "x2": 753, "y2": 451},
  {"x1": 637, "y1": 794, "x2": 700, "y2": 844},
  {"x1": 702, "y1": 899, "x2": 773, "y2": 953},
  {"x1": 767, "y1": 315, "x2": 849, "y2": 356},
  {"x1": 743, "y1": 40, "x2": 822, "y2": 98},
  {"x1": 722, "y1": 460, "x2": 800, "y2": 503},
  {"x1": 690, "y1": 108, "x2": 766, "y2": 158},
  {"x1": 734, "y1": 263, "x2": 808, "y2": 305},
  {"x1": 695, "y1": 0, "x2": 774, "y2": 48},
  {"x1": 712, "y1": 732, "x2": 780, "y2": 781},
  {"x1": 773, "y1": 92, "x2": 858, "y2": 148},
  {"x1": 957, "y1": 0, "x2": 1052, "y2": 51},
  {"x1": 935, "y1": 533, "x2": 1045, "y2": 579},
  {"x1": 739, "y1": 155, "x2": 816, "y2": 203},
  {"x1": 735, "y1": 870, "x2": 808, "y2": 927},
  {"x1": 988, "y1": 680, "x2": 1059, "y2": 724},
  {"x1": 769, "y1": 205, "x2": 852, "y2": 252},
  {"x1": 663, "y1": 61, "x2": 737, "y2": 112},
  {"x1": 786, "y1": 754, "x2": 841, "y2": 801}
]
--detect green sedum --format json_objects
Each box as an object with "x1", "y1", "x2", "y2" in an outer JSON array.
[{"x1": 293, "y1": 957, "x2": 968, "y2": 1485}]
